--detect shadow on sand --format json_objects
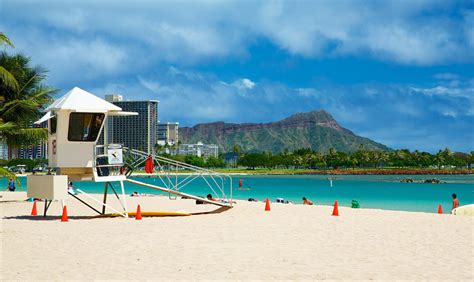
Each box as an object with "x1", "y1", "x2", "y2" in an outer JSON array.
[{"x1": 3, "y1": 205, "x2": 232, "y2": 221}]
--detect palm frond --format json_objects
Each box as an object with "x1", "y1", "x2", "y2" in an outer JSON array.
[
  {"x1": 26, "y1": 85, "x2": 57, "y2": 105},
  {"x1": 0, "y1": 167, "x2": 16, "y2": 182},
  {"x1": 4, "y1": 127, "x2": 48, "y2": 147},
  {"x1": 0, "y1": 66, "x2": 20, "y2": 91},
  {"x1": 0, "y1": 121, "x2": 15, "y2": 131},
  {"x1": 0, "y1": 86, "x2": 55, "y2": 123},
  {"x1": 18, "y1": 72, "x2": 42, "y2": 95},
  {"x1": 1, "y1": 98, "x2": 38, "y2": 113},
  {"x1": 0, "y1": 32, "x2": 14, "y2": 47}
]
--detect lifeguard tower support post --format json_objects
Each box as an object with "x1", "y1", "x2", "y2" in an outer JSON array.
[{"x1": 28, "y1": 87, "x2": 233, "y2": 218}]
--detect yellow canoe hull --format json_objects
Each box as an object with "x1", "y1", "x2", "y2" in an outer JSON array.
[{"x1": 98, "y1": 211, "x2": 192, "y2": 218}]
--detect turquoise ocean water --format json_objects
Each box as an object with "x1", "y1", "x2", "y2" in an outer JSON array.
[{"x1": 5, "y1": 174, "x2": 473, "y2": 213}]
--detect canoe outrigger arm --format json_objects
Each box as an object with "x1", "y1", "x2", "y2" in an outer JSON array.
[{"x1": 125, "y1": 179, "x2": 232, "y2": 208}]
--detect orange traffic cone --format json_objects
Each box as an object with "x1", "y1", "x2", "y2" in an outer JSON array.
[
  {"x1": 332, "y1": 201, "x2": 339, "y2": 216},
  {"x1": 438, "y1": 204, "x2": 443, "y2": 214},
  {"x1": 31, "y1": 201, "x2": 38, "y2": 216},
  {"x1": 265, "y1": 198, "x2": 271, "y2": 211},
  {"x1": 61, "y1": 206, "x2": 68, "y2": 222},
  {"x1": 135, "y1": 204, "x2": 142, "y2": 220}
]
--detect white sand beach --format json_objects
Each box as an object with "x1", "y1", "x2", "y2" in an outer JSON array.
[{"x1": 1, "y1": 191, "x2": 473, "y2": 280}]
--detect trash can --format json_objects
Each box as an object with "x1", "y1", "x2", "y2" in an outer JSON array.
[{"x1": 351, "y1": 199, "x2": 360, "y2": 208}]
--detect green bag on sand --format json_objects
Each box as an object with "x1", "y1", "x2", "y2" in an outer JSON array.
[{"x1": 351, "y1": 200, "x2": 360, "y2": 208}]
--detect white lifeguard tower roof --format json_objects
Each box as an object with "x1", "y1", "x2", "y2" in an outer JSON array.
[
  {"x1": 45, "y1": 87, "x2": 122, "y2": 113},
  {"x1": 36, "y1": 87, "x2": 137, "y2": 124}
]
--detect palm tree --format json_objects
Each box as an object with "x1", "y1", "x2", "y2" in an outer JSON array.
[
  {"x1": 306, "y1": 152, "x2": 324, "y2": 169},
  {"x1": 379, "y1": 151, "x2": 390, "y2": 168},
  {"x1": 0, "y1": 33, "x2": 56, "y2": 178},
  {"x1": 293, "y1": 155, "x2": 303, "y2": 168},
  {"x1": 370, "y1": 151, "x2": 382, "y2": 168},
  {"x1": 434, "y1": 150, "x2": 445, "y2": 169},
  {"x1": 232, "y1": 144, "x2": 241, "y2": 155},
  {"x1": 0, "y1": 52, "x2": 56, "y2": 148},
  {"x1": 440, "y1": 148, "x2": 453, "y2": 166}
]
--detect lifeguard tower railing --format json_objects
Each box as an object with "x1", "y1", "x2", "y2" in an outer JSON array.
[
  {"x1": 94, "y1": 144, "x2": 125, "y2": 179},
  {"x1": 93, "y1": 144, "x2": 233, "y2": 204}
]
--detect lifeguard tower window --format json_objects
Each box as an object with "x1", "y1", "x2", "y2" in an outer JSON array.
[
  {"x1": 68, "y1": 113, "x2": 105, "y2": 141},
  {"x1": 50, "y1": 116, "x2": 57, "y2": 134}
]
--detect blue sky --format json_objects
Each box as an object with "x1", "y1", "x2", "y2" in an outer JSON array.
[{"x1": 1, "y1": 0, "x2": 473, "y2": 152}]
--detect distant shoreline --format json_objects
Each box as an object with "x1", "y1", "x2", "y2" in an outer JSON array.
[
  {"x1": 130, "y1": 168, "x2": 473, "y2": 176},
  {"x1": 291, "y1": 169, "x2": 474, "y2": 175},
  {"x1": 13, "y1": 168, "x2": 473, "y2": 178}
]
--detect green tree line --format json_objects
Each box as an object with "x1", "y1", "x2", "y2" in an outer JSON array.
[
  {"x1": 160, "y1": 154, "x2": 226, "y2": 168},
  {"x1": 236, "y1": 146, "x2": 474, "y2": 170},
  {"x1": 154, "y1": 146, "x2": 473, "y2": 170},
  {"x1": 0, "y1": 158, "x2": 48, "y2": 171}
]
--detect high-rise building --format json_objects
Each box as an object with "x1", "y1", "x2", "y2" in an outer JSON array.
[
  {"x1": 177, "y1": 142, "x2": 218, "y2": 159},
  {"x1": 0, "y1": 141, "x2": 9, "y2": 160},
  {"x1": 105, "y1": 94, "x2": 123, "y2": 103},
  {"x1": 17, "y1": 143, "x2": 47, "y2": 159},
  {"x1": 11, "y1": 123, "x2": 48, "y2": 160},
  {"x1": 104, "y1": 95, "x2": 159, "y2": 154},
  {"x1": 157, "y1": 122, "x2": 179, "y2": 145}
]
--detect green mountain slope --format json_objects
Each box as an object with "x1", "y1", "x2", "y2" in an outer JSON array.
[{"x1": 179, "y1": 110, "x2": 389, "y2": 153}]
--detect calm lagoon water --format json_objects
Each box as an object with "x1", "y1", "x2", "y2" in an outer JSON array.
[{"x1": 5, "y1": 174, "x2": 473, "y2": 213}]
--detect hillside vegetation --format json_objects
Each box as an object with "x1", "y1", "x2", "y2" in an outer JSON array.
[{"x1": 180, "y1": 110, "x2": 388, "y2": 153}]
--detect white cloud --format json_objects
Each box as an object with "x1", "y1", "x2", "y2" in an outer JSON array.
[
  {"x1": 441, "y1": 110, "x2": 457, "y2": 118},
  {"x1": 138, "y1": 77, "x2": 161, "y2": 93},
  {"x1": 297, "y1": 88, "x2": 319, "y2": 97},
  {"x1": 364, "y1": 24, "x2": 452, "y2": 64},
  {"x1": 2, "y1": 0, "x2": 472, "y2": 68},
  {"x1": 6, "y1": 27, "x2": 127, "y2": 85},
  {"x1": 411, "y1": 85, "x2": 474, "y2": 99},
  {"x1": 232, "y1": 78, "x2": 255, "y2": 92},
  {"x1": 241, "y1": 78, "x2": 255, "y2": 89}
]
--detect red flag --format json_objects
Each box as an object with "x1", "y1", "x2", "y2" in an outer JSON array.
[{"x1": 145, "y1": 155, "x2": 154, "y2": 174}]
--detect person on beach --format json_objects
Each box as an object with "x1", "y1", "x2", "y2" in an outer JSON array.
[
  {"x1": 452, "y1": 193, "x2": 460, "y2": 210},
  {"x1": 68, "y1": 181, "x2": 76, "y2": 195},
  {"x1": 206, "y1": 194, "x2": 217, "y2": 201},
  {"x1": 205, "y1": 194, "x2": 236, "y2": 204},
  {"x1": 302, "y1": 197, "x2": 313, "y2": 205},
  {"x1": 7, "y1": 178, "x2": 15, "y2": 192}
]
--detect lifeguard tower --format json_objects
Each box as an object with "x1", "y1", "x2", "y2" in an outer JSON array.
[{"x1": 28, "y1": 87, "x2": 232, "y2": 218}]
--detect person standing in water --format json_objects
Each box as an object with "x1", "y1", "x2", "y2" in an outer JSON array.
[
  {"x1": 68, "y1": 181, "x2": 76, "y2": 195},
  {"x1": 7, "y1": 178, "x2": 15, "y2": 191},
  {"x1": 238, "y1": 178, "x2": 250, "y2": 190},
  {"x1": 452, "y1": 193, "x2": 460, "y2": 210}
]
